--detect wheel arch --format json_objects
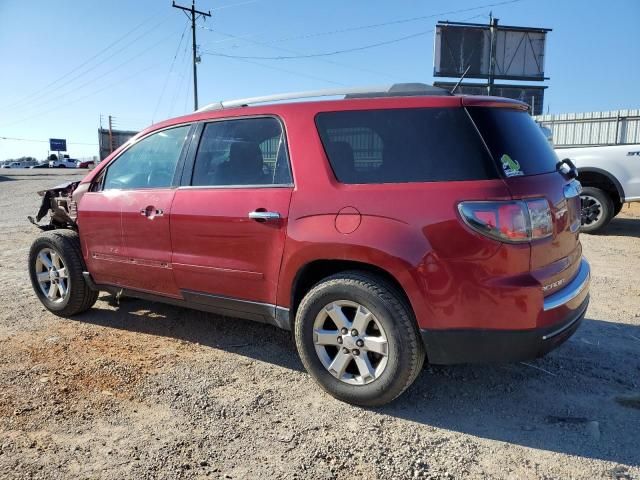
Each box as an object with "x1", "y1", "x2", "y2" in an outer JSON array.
[
  {"x1": 285, "y1": 258, "x2": 418, "y2": 331},
  {"x1": 578, "y1": 167, "x2": 625, "y2": 204}
]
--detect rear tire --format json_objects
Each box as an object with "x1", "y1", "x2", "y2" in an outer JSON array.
[
  {"x1": 294, "y1": 271, "x2": 425, "y2": 407},
  {"x1": 580, "y1": 187, "x2": 613, "y2": 234},
  {"x1": 28, "y1": 230, "x2": 98, "y2": 316}
]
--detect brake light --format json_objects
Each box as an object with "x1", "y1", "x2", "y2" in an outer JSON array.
[
  {"x1": 458, "y1": 199, "x2": 553, "y2": 243},
  {"x1": 526, "y1": 199, "x2": 554, "y2": 238}
]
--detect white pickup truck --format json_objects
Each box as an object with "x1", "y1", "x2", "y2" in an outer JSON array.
[
  {"x1": 556, "y1": 144, "x2": 640, "y2": 233},
  {"x1": 48, "y1": 158, "x2": 78, "y2": 168}
]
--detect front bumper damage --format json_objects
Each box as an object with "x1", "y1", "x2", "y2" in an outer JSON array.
[{"x1": 27, "y1": 181, "x2": 80, "y2": 230}]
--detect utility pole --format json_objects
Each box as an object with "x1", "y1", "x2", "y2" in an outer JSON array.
[
  {"x1": 108, "y1": 115, "x2": 114, "y2": 154},
  {"x1": 487, "y1": 14, "x2": 499, "y2": 96},
  {"x1": 172, "y1": 0, "x2": 211, "y2": 111}
]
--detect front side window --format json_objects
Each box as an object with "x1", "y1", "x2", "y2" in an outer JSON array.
[
  {"x1": 315, "y1": 108, "x2": 497, "y2": 184},
  {"x1": 191, "y1": 117, "x2": 292, "y2": 187},
  {"x1": 102, "y1": 125, "x2": 190, "y2": 190}
]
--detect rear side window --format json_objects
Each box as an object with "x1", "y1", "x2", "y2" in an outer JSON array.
[
  {"x1": 191, "y1": 117, "x2": 292, "y2": 187},
  {"x1": 315, "y1": 108, "x2": 497, "y2": 184},
  {"x1": 467, "y1": 108, "x2": 559, "y2": 177}
]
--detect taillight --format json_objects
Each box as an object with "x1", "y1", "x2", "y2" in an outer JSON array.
[{"x1": 458, "y1": 199, "x2": 553, "y2": 243}]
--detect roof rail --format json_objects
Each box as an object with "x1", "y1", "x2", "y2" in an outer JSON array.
[{"x1": 196, "y1": 83, "x2": 451, "y2": 112}]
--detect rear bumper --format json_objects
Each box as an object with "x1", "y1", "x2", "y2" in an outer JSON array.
[
  {"x1": 422, "y1": 259, "x2": 591, "y2": 364},
  {"x1": 542, "y1": 258, "x2": 590, "y2": 311}
]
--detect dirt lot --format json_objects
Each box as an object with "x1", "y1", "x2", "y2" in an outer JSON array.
[{"x1": 1, "y1": 169, "x2": 639, "y2": 480}]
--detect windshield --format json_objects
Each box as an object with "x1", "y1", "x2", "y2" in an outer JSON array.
[{"x1": 467, "y1": 107, "x2": 559, "y2": 177}]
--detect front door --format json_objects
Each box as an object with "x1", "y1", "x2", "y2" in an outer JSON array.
[
  {"x1": 78, "y1": 189, "x2": 128, "y2": 287},
  {"x1": 83, "y1": 124, "x2": 191, "y2": 297},
  {"x1": 171, "y1": 117, "x2": 294, "y2": 317}
]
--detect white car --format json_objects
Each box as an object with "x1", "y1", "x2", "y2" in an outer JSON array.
[
  {"x1": 48, "y1": 158, "x2": 78, "y2": 168},
  {"x1": 557, "y1": 144, "x2": 640, "y2": 233},
  {"x1": 1, "y1": 161, "x2": 24, "y2": 169}
]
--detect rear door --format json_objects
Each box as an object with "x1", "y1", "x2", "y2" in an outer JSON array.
[
  {"x1": 170, "y1": 117, "x2": 293, "y2": 318},
  {"x1": 91, "y1": 124, "x2": 192, "y2": 297},
  {"x1": 468, "y1": 107, "x2": 582, "y2": 294}
]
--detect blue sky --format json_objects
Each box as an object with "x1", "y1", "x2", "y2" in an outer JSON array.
[{"x1": 0, "y1": 0, "x2": 638, "y2": 160}]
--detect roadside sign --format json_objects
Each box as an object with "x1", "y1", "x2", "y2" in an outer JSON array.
[
  {"x1": 434, "y1": 22, "x2": 550, "y2": 81},
  {"x1": 49, "y1": 138, "x2": 67, "y2": 151}
]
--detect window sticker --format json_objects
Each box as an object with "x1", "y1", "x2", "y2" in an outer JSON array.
[{"x1": 501, "y1": 154, "x2": 524, "y2": 177}]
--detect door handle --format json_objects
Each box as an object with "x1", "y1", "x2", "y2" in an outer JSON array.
[
  {"x1": 140, "y1": 206, "x2": 164, "y2": 218},
  {"x1": 248, "y1": 210, "x2": 281, "y2": 222}
]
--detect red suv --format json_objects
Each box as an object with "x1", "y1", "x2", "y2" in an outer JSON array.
[{"x1": 28, "y1": 84, "x2": 590, "y2": 406}]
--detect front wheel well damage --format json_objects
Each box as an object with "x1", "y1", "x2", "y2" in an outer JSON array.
[{"x1": 289, "y1": 259, "x2": 413, "y2": 329}]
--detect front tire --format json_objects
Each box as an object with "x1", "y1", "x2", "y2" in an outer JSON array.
[
  {"x1": 580, "y1": 187, "x2": 614, "y2": 234},
  {"x1": 294, "y1": 271, "x2": 425, "y2": 407},
  {"x1": 28, "y1": 230, "x2": 98, "y2": 316}
]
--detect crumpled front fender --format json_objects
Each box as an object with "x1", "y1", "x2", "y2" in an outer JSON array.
[{"x1": 28, "y1": 181, "x2": 80, "y2": 230}]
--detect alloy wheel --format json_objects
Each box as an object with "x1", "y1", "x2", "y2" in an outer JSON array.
[
  {"x1": 312, "y1": 300, "x2": 389, "y2": 385},
  {"x1": 34, "y1": 248, "x2": 69, "y2": 303}
]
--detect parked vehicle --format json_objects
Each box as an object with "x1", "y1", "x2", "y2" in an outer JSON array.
[
  {"x1": 27, "y1": 84, "x2": 590, "y2": 406},
  {"x1": 556, "y1": 144, "x2": 640, "y2": 233},
  {"x1": 1, "y1": 161, "x2": 24, "y2": 168},
  {"x1": 30, "y1": 162, "x2": 50, "y2": 169},
  {"x1": 49, "y1": 158, "x2": 78, "y2": 168},
  {"x1": 76, "y1": 160, "x2": 96, "y2": 169}
]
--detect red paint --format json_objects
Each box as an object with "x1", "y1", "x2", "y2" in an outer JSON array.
[
  {"x1": 335, "y1": 206, "x2": 361, "y2": 234},
  {"x1": 79, "y1": 189, "x2": 179, "y2": 296},
  {"x1": 76, "y1": 93, "x2": 585, "y2": 336},
  {"x1": 170, "y1": 187, "x2": 292, "y2": 303}
]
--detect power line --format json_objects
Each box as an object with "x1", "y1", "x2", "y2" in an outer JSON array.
[
  {"x1": 183, "y1": 69, "x2": 192, "y2": 114},
  {"x1": 172, "y1": 0, "x2": 212, "y2": 111},
  {"x1": 202, "y1": 10, "x2": 490, "y2": 86},
  {"x1": 1, "y1": 28, "x2": 183, "y2": 118},
  {"x1": 199, "y1": 30, "x2": 267, "y2": 50},
  {"x1": 203, "y1": 28, "x2": 396, "y2": 80},
  {"x1": 202, "y1": 29, "x2": 437, "y2": 60},
  {"x1": 211, "y1": 0, "x2": 264, "y2": 11},
  {"x1": 202, "y1": 10, "x2": 490, "y2": 61},
  {"x1": 0, "y1": 136, "x2": 97, "y2": 146},
  {"x1": 0, "y1": 60, "x2": 167, "y2": 129},
  {"x1": 168, "y1": 35, "x2": 193, "y2": 117},
  {"x1": 153, "y1": 21, "x2": 191, "y2": 122},
  {"x1": 0, "y1": 14, "x2": 171, "y2": 113},
  {"x1": 194, "y1": 0, "x2": 519, "y2": 54},
  {"x1": 242, "y1": 0, "x2": 525, "y2": 46},
  {"x1": 197, "y1": 0, "x2": 526, "y2": 61},
  {"x1": 218, "y1": 55, "x2": 347, "y2": 86}
]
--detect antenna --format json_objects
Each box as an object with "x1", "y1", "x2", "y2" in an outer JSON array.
[{"x1": 450, "y1": 64, "x2": 472, "y2": 94}]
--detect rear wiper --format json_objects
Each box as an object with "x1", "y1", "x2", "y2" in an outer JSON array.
[{"x1": 556, "y1": 158, "x2": 578, "y2": 179}]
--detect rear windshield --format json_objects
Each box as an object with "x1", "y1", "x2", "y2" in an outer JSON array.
[
  {"x1": 315, "y1": 108, "x2": 497, "y2": 184},
  {"x1": 467, "y1": 107, "x2": 559, "y2": 177}
]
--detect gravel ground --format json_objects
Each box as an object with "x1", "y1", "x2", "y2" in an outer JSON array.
[{"x1": 1, "y1": 169, "x2": 639, "y2": 480}]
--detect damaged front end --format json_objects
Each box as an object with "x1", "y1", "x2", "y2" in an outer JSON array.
[{"x1": 28, "y1": 181, "x2": 83, "y2": 231}]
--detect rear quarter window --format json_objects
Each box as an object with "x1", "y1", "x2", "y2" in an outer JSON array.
[
  {"x1": 315, "y1": 108, "x2": 497, "y2": 184},
  {"x1": 467, "y1": 107, "x2": 559, "y2": 177}
]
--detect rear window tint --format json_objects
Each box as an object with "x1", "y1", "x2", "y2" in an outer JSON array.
[
  {"x1": 467, "y1": 107, "x2": 559, "y2": 177},
  {"x1": 315, "y1": 108, "x2": 497, "y2": 184}
]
